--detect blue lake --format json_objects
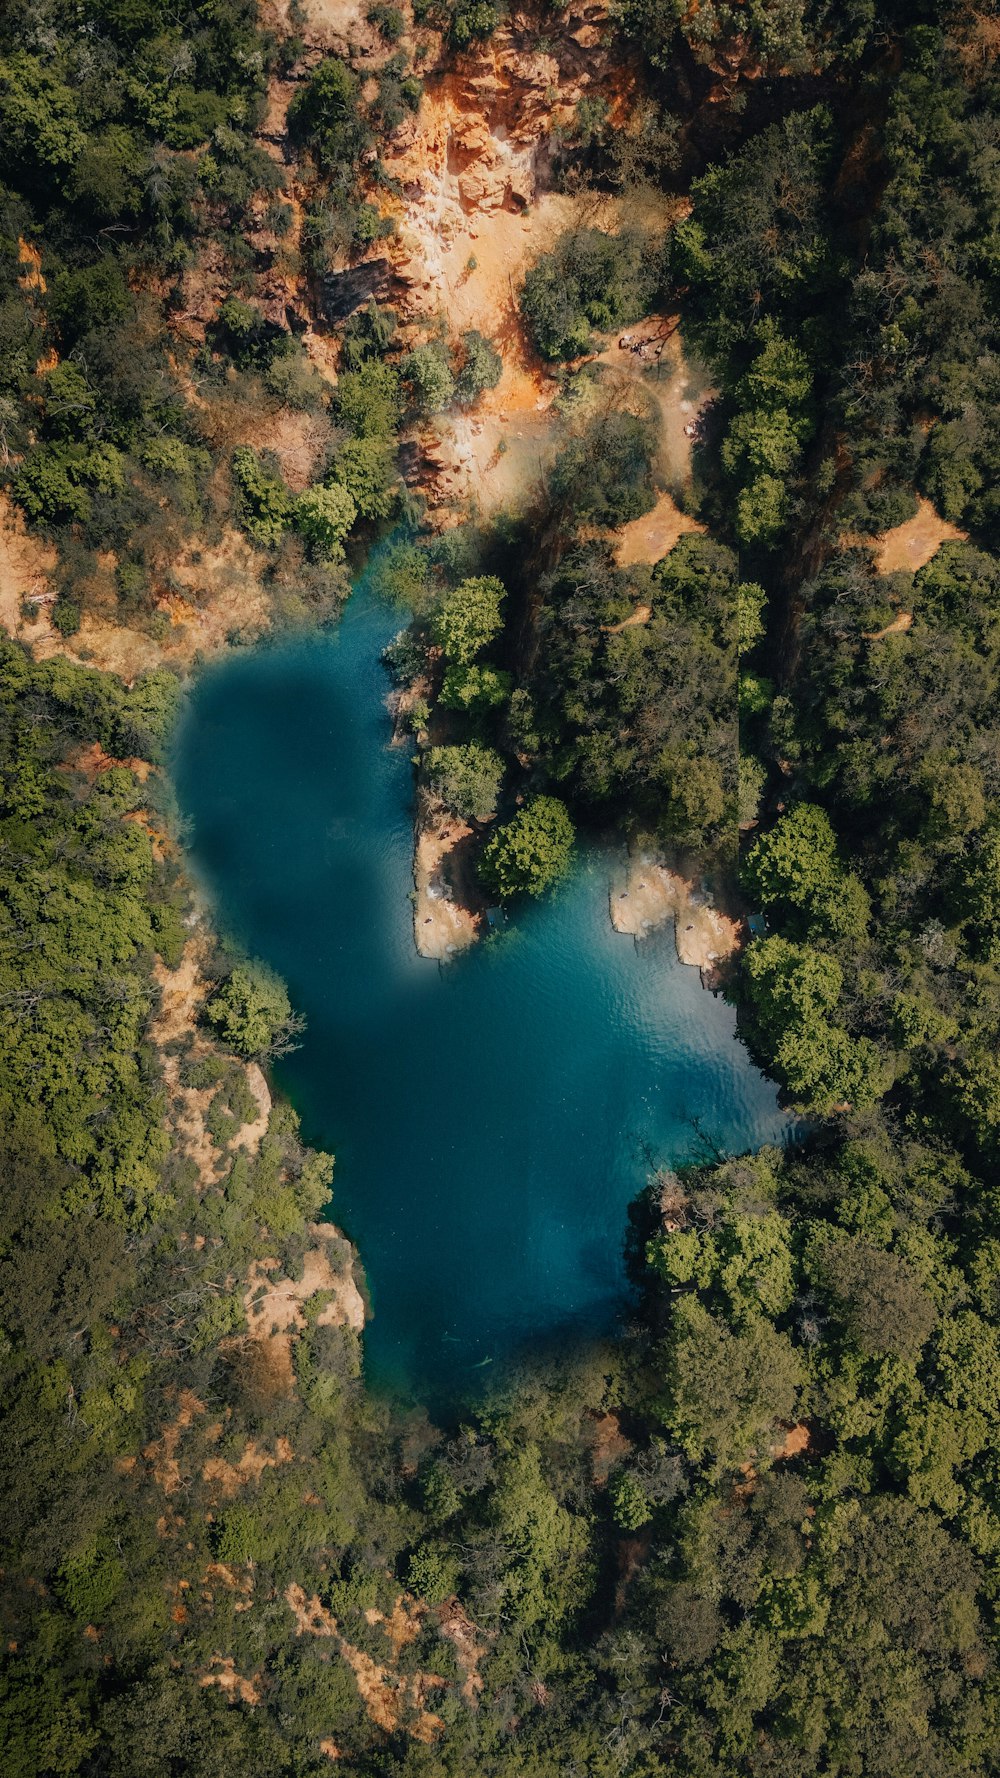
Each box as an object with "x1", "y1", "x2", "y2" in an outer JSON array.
[{"x1": 173, "y1": 582, "x2": 792, "y2": 1400}]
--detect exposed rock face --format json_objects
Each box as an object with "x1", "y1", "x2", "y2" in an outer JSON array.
[{"x1": 384, "y1": 2, "x2": 630, "y2": 229}]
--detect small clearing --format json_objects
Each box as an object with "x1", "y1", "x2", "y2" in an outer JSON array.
[
  {"x1": 436, "y1": 1598, "x2": 488, "y2": 1703},
  {"x1": 589, "y1": 1410, "x2": 633, "y2": 1485},
  {"x1": 364, "y1": 1595, "x2": 426, "y2": 1658},
  {"x1": 864, "y1": 611, "x2": 913, "y2": 641},
  {"x1": 202, "y1": 1435, "x2": 294, "y2": 1499},
  {"x1": 848, "y1": 494, "x2": 968, "y2": 574},
  {"x1": 614, "y1": 492, "x2": 703, "y2": 568},
  {"x1": 0, "y1": 492, "x2": 57, "y2": 640},
  {"x1": 602, "y1": 602, "x2": 653, "y2": 632},
  {"x1": 244, "y1": 1228, "x2": 366, "y2": 1339},
  {"x1": 233, "y1": 1062, "x2": 273, "y2": 1160},
  {"x1": 200, "y1": 1656, "x2": 261, "y2": 1706},
  {"x1": 143, "y1": 1389, "x2": 211, "y2": 1495},
  {"x1": 285, "y1": 1583, "x2": 446, "y2": 1743}
]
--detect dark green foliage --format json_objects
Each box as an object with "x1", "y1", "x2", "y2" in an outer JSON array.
[
  {"x1": 549, "y1": 410, "x2": 658, "y2": 527},
  {"x1": 288, "y1": 57, "x2": 369, "y2": 173},
  {"x1": 431, "y1": 575, "x2": 506, "y2": 665},
  {"x1": 479, "y1": 795, "x2": 575, "y2": 899},
  {"x1": 515, "y1": 535, "x2": 740, "y2": 848},
  {"x1": 453, "y1": 330, "x2": 503, "y2": 406},
  {"x1": 6, "y1": 10, "x2": 1000, "y2": 1778},
  {"x1": 614, "y1": 0, "x2": 879, "y2": 76},
  {"x1": 401, "y1": 339, "x2": 456, "y2": 414},
  {"x1": 520, "y1": 228, "x2": 663, "y2": 361},
  {"x1": 205, "y1": 961, "x2": 301, "y2": 1059}
]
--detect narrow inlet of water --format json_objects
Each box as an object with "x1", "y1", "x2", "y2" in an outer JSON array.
[{"x1": 174, "y1": 585, "x2": 793, "y2": 1399}]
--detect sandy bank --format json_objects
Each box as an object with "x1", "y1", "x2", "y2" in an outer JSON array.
[
  {"x1": 610, "y1": 846, "x2": 740, "y2": 982},
  {"x1": 413, "y1": 791, "x2": 483, "y2": 961}
]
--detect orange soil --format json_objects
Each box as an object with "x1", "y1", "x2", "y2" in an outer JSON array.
[
  {"x1": 590, "y1": 1410, "x2": 633, "y2": 1485},
  {"x1": 202, "y1": 1435, "x2": 294, "y2": 1499},
  {"x1": 17, "y1": 237, "x2": 45, "y2": 294},
  {"x1": 364, "y1": 1594, "x2": 427, "y2": 1659},
  {"x1": 143, "y1": 1389, "x2": 210, "y2": 1495},
  {"x1": 244, "y1": 1228, "x2": 365, "y2": 1340},
  {"x1": 863, "y1": 610, "x2": 913, "y2": 641},
  {"x1": 285, "y1": 1584, "x2": 445, "y2": 1743},
  {"x1": 602, "y1": 602, "x2": 653, "y2": 632},
  {"x1": 842, "y1": 495, "x2": 968, "y2": 574},
  {"x1": 413, "y1": 793, "x2": 483, "y2": 960},
  {"x1": 610, "y1": 848, "x2": 740, "y2": 975},
  {"x1": 199, "y1": 1655, "x2": 262, "y2": 1706},
  {"x1": 63, "y1": 740, "x2": 154, "y2": 783},
  {"x1": 436, "y1": 1598, "x2": 488, "y2": 1704},
  {"x1": 0, "y1": 492, "x2": 57, "y2": 640},
  {"x1": 614, "y1": 493, "x2": 702, "y2": 568}
]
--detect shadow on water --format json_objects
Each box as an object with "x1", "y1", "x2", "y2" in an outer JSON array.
[{"x1": 173, "y1": 571, "x2": 797, "y2": 1404}]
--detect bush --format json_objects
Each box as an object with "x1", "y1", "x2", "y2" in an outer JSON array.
[
  {"x1": 335, "y1": 360, "x2": 401, "y2": 439},
  {"x1": 454, "y1": 330, "x2": 503, "y2": 406},
  {"x1": 402, "y1": 341, "x2": 455, "y2": 414},
  {"x1": 439, "y1": 663, "x2": 512, "y2": 713},
  {"x1": 479, "y1": 795, "x2": 575, "y2": 899},
  {"x1": 368, "y1": 3, "x2": 406, "y2": 39},
  {"x1": 288, "y1": 57, "x2": 369, "y2": 172},
  {"x1": 232, "y1": 447, "x2": 293, "y2": 546},
  {"x1": 549, "y1": 411, "x2": 657, "y2": 527},
  {"x1": 330, "y1": 436, "x2": 399, "y2": 520}
]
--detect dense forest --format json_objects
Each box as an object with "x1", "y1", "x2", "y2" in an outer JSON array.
[{"x1": 4, "y1": 1, "x2": 1000, "y2": 1775}]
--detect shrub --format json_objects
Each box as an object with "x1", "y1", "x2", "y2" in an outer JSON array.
[
  {"x1": 330, "y1": 436, "x2": 399, "y2": 520},
  {"x1": 549, "y1": 411, "x2": 657, "y2": 527},
  {"x1": 439, "y1": 663, "x2": 512, "y2": 713},
  {"x1": 335, "y1": 360, "x2": 401, "y2": 438},
  {"x1": 454, "y1": 330, "x2": 503, "y2": 406},
  {"x1": 232, "y1": 447, "x2": 293, "y2": 546},
  {"x1": 205, "y1": 962, "x2": 300, "y2": 1059},
  {"x1": 402, "y1": 341, "x2": 455, "y2": 414}
]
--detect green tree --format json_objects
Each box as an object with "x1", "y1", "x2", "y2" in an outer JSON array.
[
  {"x1": 402, "y1": 340, "x2": 455, "y2": 414},
  {"x1": 329, "y1": 436, "x2": 398, "y2": 520},
  {"x1": 439, "y1": 662, "x2": 512, "y2": 713},
  {"x1": 425, "y1": 742, "x2": 504, "y2": 822},
  {"x1": 205, "y1": 963, "x2": 301, "y2": 1059},
  {"x1": 479, "y1": 796, "x2": 575, "y2": 899},
  {"x1": 335, "y1": 360, "x2": 401, "y2": 438},
  {"x1": 814, "y1": 1236, "x2": 937, "y2": 1361},
  {"x1": 662, "y1": 1296, "x2": 803, "y2": 1471},
  {"x1": 231, "y1": 447, "x2": 293, "y2": 546},
  {"x1": 431, "y1": 575, "x2": 506, "y2": 664},
  {"x1": 288, "y1": 57, "x2": 368, "y2": 172},
  {"x1": 295, "y1": 482, "x2": 357, "y2": 558}
]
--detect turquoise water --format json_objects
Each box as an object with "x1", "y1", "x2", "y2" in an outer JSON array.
[{"x1": 174, "y1": 585, "x2": 792, "y2": 1399}]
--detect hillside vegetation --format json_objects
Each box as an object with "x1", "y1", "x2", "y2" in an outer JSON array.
[{"x1": 4, "y1": 3, "x2": 1000, "y2": 1777}]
